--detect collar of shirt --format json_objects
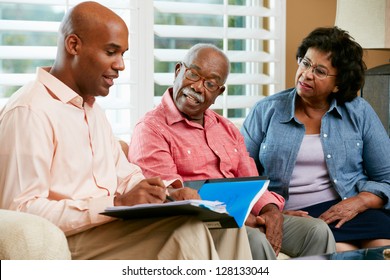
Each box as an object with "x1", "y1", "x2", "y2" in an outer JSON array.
[
  {"x1": 37, "y1": 67, "x2": 87, "y2": 109},
  {"x1": 281, "y1": 88, "x2": 342, "y2": 124}
]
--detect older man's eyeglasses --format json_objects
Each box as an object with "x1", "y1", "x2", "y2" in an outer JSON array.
[
  {"x1": 181, "y1": 63, "x2": 223, "y2": 92},
  {"x1": 297, "y1": 57, "x2": 337, "y2": 80}
]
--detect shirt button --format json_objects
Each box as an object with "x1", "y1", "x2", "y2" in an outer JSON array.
[
  {"x1": 327, "y1": 154, "x2": 332, "y2": 159},
  {"x1": 333, "y1": 179, "x2": 338, "y2": 183},
  {"x1": 187, "y1": 150, "x2": 191, "y2": 154},
  {"x1": 343, "y1": 197, "x2": 347, "y2": 200},
  {"x1": 234, "y1": 148, "x2": 238, "y2": 152},
  {"x1": 215, "y1": 151, "x2": 218, "y2": 154},
  {"x1": 356, "y1": 142, "x2": 360, "y2": 147},
  {"x1": 323, "y1": 133, "x2": 328, "y2": 138}
]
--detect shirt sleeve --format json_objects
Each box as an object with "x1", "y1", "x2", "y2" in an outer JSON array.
[
  {"x1": 357, "y1": 101, "x2": 390, "y2": 209},
  {"x1": 240, "y1": 104, "x2": 264, "y2": 174},
  {"x1": 251, "y1": 191, "x2": 285, "y2": 215},
  {"x1": 112, "y1": 135, "x2": 147, "y2": 195},
  {"x1": 0, "y1": 107, "x2": 142, "y2": 236}
]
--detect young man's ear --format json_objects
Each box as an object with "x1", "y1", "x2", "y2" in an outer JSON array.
[{"x1": 65, "y1": 34, "x2": 81, "y2": 55}]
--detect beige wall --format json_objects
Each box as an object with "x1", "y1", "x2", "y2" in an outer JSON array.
[{"x1": 285, "y1": 0, "x2": 390, "y2": 88}]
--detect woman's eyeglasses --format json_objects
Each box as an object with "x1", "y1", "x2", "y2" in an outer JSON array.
[{"x1": 297, "y1": 57, "x2": 337, "y2": 80}]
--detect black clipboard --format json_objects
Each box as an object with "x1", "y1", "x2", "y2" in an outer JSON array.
[{"x1": 101, "y1": 201, "x2": 238, "y2": 228}]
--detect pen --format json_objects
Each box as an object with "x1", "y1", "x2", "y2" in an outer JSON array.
[{"x1": 165, "y1": 195, "x2": 175, "y2": 202}]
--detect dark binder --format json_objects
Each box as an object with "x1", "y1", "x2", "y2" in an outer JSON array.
[
  {"x1": 101, "y1": 176, "x2": 269, "y2": 228},
  {"x1": 101, "y1": 201, "x2": 238, "y2": 228}
]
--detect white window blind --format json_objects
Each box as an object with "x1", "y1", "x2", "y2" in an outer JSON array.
[
  {"x1": 0, "y1": 0, "x2": 152, "y2": 140},
  {"x1": 0, "y1": 0, "x2": 285, "y2": 139},
  {"x1": 153, "y1": 0, "x2": 286, "y2": 126}
]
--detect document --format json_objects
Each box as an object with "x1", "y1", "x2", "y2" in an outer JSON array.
[{"x1": 101, "y1": 176, "x2": 269, "y2": 228}]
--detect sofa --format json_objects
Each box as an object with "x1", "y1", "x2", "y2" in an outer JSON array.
[
  {"x1": 0, "y1": 209, "x2": 71, "y2": 260},
  {"x1": 0, "y1": 142, "x2": 289, "y2": 260}
]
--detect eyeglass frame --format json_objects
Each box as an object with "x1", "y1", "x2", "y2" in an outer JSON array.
[
  {"x1": 297, "y1": 57, "x2": 337, "y2": 80},
  {"x1": 180, "y1": 62, "x2": 224, "y2": 92}
]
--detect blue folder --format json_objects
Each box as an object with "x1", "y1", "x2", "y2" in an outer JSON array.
[
  {"x1": 194, "y1": 176, "x2": 269, "y2": 228},
  {"x1": 101, "y1": 176, "x2": 269, "y2": 228}
]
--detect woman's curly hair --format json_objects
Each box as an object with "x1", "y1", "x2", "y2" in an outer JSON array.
[{"x1": 296, "y1": 26, "x2": 367, "y2": 104}]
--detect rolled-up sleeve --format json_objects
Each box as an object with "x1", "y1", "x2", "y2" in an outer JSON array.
[{"x1": 251, "y1": 191, "x2": 285, "y2": 215}]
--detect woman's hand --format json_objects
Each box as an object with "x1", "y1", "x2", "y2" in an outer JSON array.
[{"x1": 319, "y1": 192, "x2": 384, "y2": 228}]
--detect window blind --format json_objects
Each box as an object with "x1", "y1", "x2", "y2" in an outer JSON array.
[
  {"x1": 153, "y1": 0, "x2": 286, "y2": 126},
  {"x1": 0, "y1": 0, "x2": 146, "y2": 140},
  {"x1": 0, "y1": 0, "x2": 285, "y2": 138}
]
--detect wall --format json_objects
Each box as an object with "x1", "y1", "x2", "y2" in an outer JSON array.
[{"x1": 285, "y1": 0, "x2": 390, "y2": 88}]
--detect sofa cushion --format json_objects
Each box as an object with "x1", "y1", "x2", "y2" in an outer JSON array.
[{"x1": 0, "y1": 209, "x2": 71, "y2": 260}]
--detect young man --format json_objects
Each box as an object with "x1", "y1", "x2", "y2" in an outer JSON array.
[
  {"x1": 129, "y1": 43, "x2": 336, "y2": 259},
  {"x1": 0, "y1": 2, "x2": 251, "y2": 260}
]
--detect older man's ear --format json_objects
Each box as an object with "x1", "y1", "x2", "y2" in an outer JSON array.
[
  {"x1": 219, "y1": 85, "x2": 226, "y2": 95},
  {"x1": 174, "y1": 62, "x2": 183, "y2": 78}
]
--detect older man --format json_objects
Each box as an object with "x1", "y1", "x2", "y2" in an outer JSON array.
[{"x1": 129, "y1": 43, "x2": 336, "y2": 259}]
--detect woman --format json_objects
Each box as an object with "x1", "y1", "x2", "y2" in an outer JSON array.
[{"x1": 241, "y1": 26, "x2": 390, "y2": 252}]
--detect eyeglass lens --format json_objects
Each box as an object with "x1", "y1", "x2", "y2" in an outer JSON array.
[
  {"x1": 298, "y1": 58, "x2": 329, "y2": 79},
  {"x1": 185, "y1": 69, "x2": 218, "y2": 91}
]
